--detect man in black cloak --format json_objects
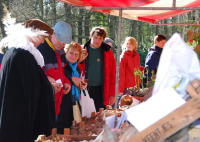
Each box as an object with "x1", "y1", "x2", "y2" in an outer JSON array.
[{"x1": 0, "y1": 15, "x2": 59, "y2": 142}]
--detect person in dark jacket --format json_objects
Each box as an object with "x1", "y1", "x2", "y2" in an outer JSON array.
[
  {"x1": 79, "y1": 27, "x2": 116, "y2": 112},
  {"x1": 37, "y1": 21, "x2": 71, "y2": 117},
  {"x1": 0, "y1": 17, "x2": 57, "y2": 142},
  {"x1": 56, "y1": 42, "x2": 87, "y2": 134},
  {"x1": 141, "y1": 34, "x2": 166, "y2": 88}
]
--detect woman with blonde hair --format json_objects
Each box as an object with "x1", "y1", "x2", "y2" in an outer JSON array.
[
  {"x1": 119, "y1": 37, "x2": 141, "y2": 95},
  {"x1": 56, "y1": 41, "x2": 87, "y2": 134}
]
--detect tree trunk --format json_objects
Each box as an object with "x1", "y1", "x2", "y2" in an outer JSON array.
[
  {"x1": 5, "y1": 0, "x2": 10, "y2": 10},
  {"x1": 196, "y1": 10, "x2": 199, "y2": 33},
  {"x1": 0, "y1": 2, "x2": 7, "y2": 38},
  {"x1": 52, "y1": 0, "x2": 56, "y2": 24},
  {"x1": 147, "y1": 23, "x2": 151, "y2": 43},
  {"x1": 156, "y1": 25, "x2": 159, "y2": 35},
  {"x1": 64, "y1": 4, "x2": 74, "y2": 39},
  {"x1": 172, "y1": 17, "x2": 177, "y2": 35},
  {"x1": 40, "y1": 0, "x2": 43, "y2": 21},
  {"x1": 84, "y1": 12, "x2": 90, "y2": 42},
  {"x1": 64, "y1": 3, "x2": 70, "y2": 22},
  {"x1": 109, "y1": 15, "x2": 116, "y2": 53},
  {"x1": 78, "y1": 9, "x2": 84, "y2": 44},
  {"x1": 130, "y1": 20, "x2": 137, "y2": 39},
  {"x1": 164, "y1": 19, "x2": 168, "y2": 40},
  {"x1": 160, "y1": 20, "x2": 164, "y2": 35},
  {"x1": 137, "y1": 22, "x2": 142, "y2": 43},
  {"x1": 78, "y1": 20, "x2": 82, "y2": 44}
]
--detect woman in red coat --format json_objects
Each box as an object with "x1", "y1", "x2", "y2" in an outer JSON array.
[{"x1": 119, "y1": 37, "x2": 141, "y2": 94}]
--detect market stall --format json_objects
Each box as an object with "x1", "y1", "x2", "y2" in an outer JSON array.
[
  {"x1": 36, "y1": 0, "x2": 200, "y2": 141},
  {"x1": 57, "y1": 0, "x2": 200, "y2": 108},
  {"x1": 35, "y1": 78, "x2": 200, "y2": 142}
]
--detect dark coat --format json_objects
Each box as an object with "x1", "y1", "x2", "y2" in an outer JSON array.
[
  {"x1": 141, "y1": 45, "x2": 163, "y2": 88},
  {"x1": 0, "y1": 48, "x2": 55, "y2": 142},
  {"x1": 37, "y1": 38, "x2": 71, "y2": 115},
  {"x1": 56, "y1": 63, "x2": 81, "y2": 134}
]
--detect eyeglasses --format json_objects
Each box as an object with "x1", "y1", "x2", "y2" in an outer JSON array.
[{"x1": 69, "y1": 52, "x2": 79, "y2": 57}]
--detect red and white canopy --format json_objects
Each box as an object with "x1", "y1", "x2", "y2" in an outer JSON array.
[{"x1": 58, "y1": 0, "x2": 200, "y2": 23}]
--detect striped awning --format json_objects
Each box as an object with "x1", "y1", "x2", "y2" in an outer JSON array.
[{"x1": 58, "y1": 0, "x2": 200, "y2": 23}]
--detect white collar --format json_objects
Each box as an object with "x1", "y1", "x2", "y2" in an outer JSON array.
[{"x1": 7, "y1": 42, "x2": 44, "y2": 67}]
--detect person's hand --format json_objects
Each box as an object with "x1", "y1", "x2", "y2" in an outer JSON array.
[
  {"x1": 79, "y1": 49, "x2": 88, "y2": 63},
  {"x1": 63, "y1": 83, "x2": 71, "y2": 94},
  {"x1": 47, "y1": 76, "x2": 61, "y2": 94},
  {"x1": 52, "y1": 83, "x2": 62, "y2": 94},
  {"x1": 71, "y1": 77, "x2": 84, "y2": 87},
  {"x1": 47, "y1": 76, "x2": 56, "y2": 83},
  {"x1": 109, "y1": 96, "x2": 115, "y2": 105},
  {"x1": 80, "y1": 81, "x2": 87, "y2": 90}
]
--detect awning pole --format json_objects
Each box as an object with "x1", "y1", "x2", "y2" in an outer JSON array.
[
  {"x1": 71, "y1": 6, "x2": 200, "y2": 10},
  {"x1": 114, "y1": 9, "x2": 122, "y2": 109},
  {"x1": 172, "y1": 0, "x2": 176, "y2": 8},
  {"x1": 182, "y1": 25, "x2": 185, "y2": 40}
]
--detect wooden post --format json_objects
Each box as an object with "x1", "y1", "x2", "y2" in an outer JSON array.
[
  {"x1": 182, "y1": 25, "x2": 185, "y2": 40},
  {"x1": 80, "y1": 121, "x2": 85, "y2": 128},
  {"x1": 64, "y1": 128, "x2": 70, "y2": 135},
  {"x1": 51, "y1": 128, "x2": 57, "y2": 140},
  {"x1": 106, "y1": 105, "x2": 111, "y2": 110},
  {"x1": 72, "y1": 120, "x2": 76, "y2": 127},
  {"x1": 82, "y1": 116, "x2": 87, "y2": 121},
  {"x1": 99, "y1": 108, "x2": 104, "y2": 113},
  {"x1": 91, "y1": 112, "x2": 96, "y2": 118}
]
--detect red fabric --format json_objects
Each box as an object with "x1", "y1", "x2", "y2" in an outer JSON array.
[
  {"x1": 78, "y1": 45, "x2": 86, "y2": 77},
  {"x1": 138, "y1": 0, "x2": 200, "y2": 23},
  {"x1": 59, "y1": 0, "x2": 158, "y2": 7},
  {"x1": 78, "y1": 49, "x2": 116, "y2": 105},
  {"x1": 44, "y1": 52, "x2": 71, "y2": 116},
  {"x1": 103, "y1": 49, "x2": 116, "y2": 105},
  {"x1": 78, "y1": 61, "x2": 85, "y2": 77},
  {"x1": 119, "y1": 51, "x2": 141, "y2": 93},
  {"x1": 138, "y1": 10, "x2": 193, "y2": 23},
  {"x1": 58, "y1": 0, "x2": 200, "y2": 23},
  {"x1": 140, "y1": 66, "x2": 145, "y2": 72}
]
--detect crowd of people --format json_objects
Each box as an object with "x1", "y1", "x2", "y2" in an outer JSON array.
[{"x1": 0, "y1": 15, "x2": 166, "y2": 141}]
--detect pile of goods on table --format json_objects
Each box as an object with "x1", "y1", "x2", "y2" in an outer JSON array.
[{"x1": 35, "y1": 105, "x2": 129, "y2": 142}]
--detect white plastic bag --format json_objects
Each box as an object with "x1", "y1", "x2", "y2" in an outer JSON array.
[
  {"x1": 80, "y1": 89, "x2": 96, "y2": 118},
  {"x1": 153, "y1": 33, "x2": 200, "y2": 96}
]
